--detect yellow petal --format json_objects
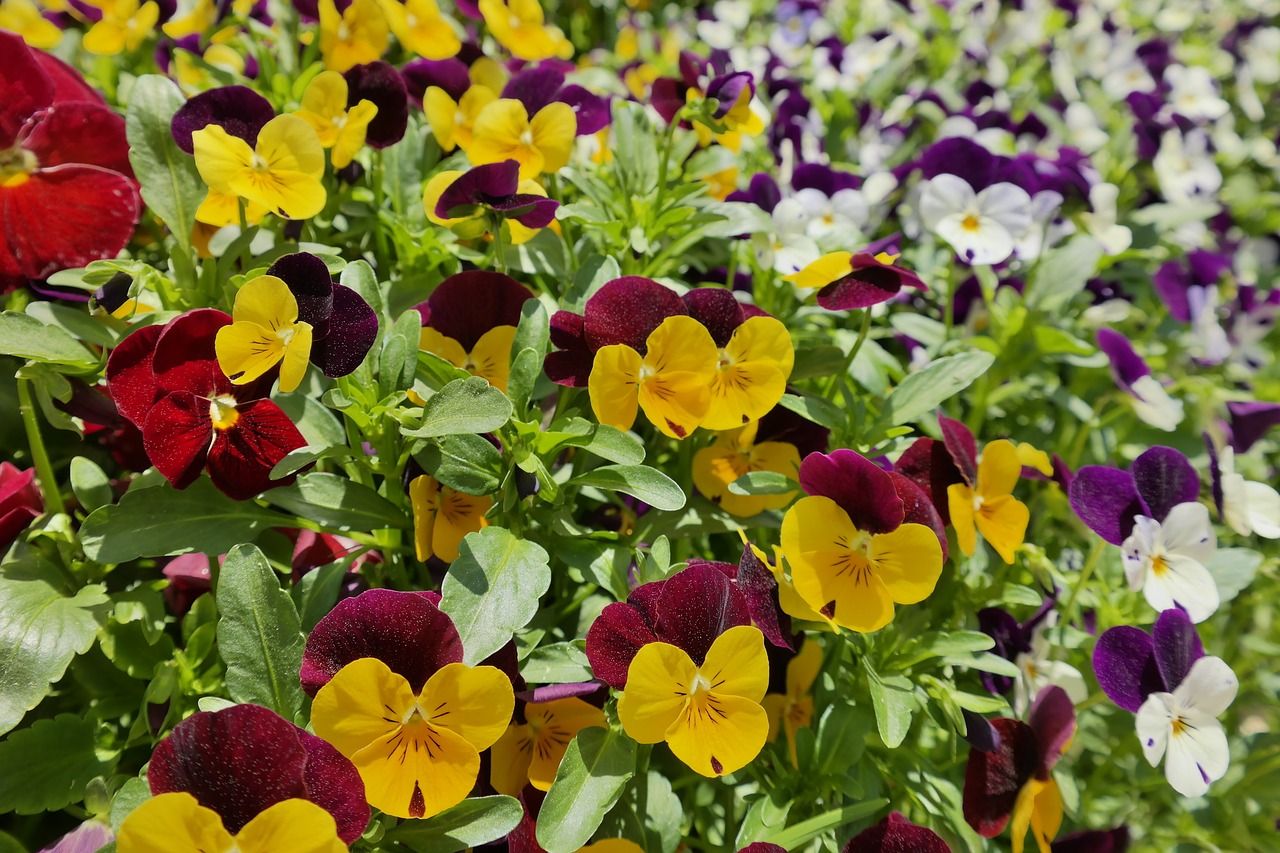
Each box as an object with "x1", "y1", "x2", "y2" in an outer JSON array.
[
  {"x1": 301, "y1": 71, "x2": 350, "y2": 129},
  {"x1": 525, "y1": 697, "x2": 606, "y2": 790},
  {"x1": 1029, "y1": 776, "x2": 1063, "y2": 853},
  {"x1": 468, "y1": 57, "x2": 507, "y2": 94},
  {"x1": 420, "y1": 662, "x2": 514, "y2": 751},
  {"x1": 870, "y1": 522, "x2": 944, "y2": 604},
  {"x1": 489, "y1": 723, "x2": 533, "y2": 796},
  {"x1": 692, "y1": 445, "x2": 764, "y2": 518},
  {"x1": 618, "y1": 642, "x2": 697, "y2": 744},
  {"x1": 977, "y1": 494, "x2": 1030, "y2": 565},
  {"x1": 256, "y1": 114, "x2": 326, "y2": 179},
  {"x1": 1016, "y1": 442, "x2": 1054, "y2": 477},
  {"x1": 638, "y1": 370, "x2": 711, "y2": 440},
  {"x1": 232, "y1": 275, "x2": 300, "y2": 327},
  {"x1": 234, "y1": 799, "x2": 347, "y2": 853},
  {"x1": 978, "y1": 438, "x2": 1022, "y2": 500},
  {"x1": 703, "y1": 359, "x2": 787, "y2": 431},
  {"x1": 948, "y1": 482, "x2": 978, "y2": 558},
  {"x1": 589, "y1": 344, "x2": 642, "y2": 432},
  {"x1": 277, "y1": 322, "x2": 314, "y2": 392},
  {"x1": 645, "y1": 315, "x2": 718, "y2": 376},
  {"x1": 529, "y1": 101, "x2": 577, "y2": 173},
  {"x1": 749, "y1": 440, "x2": 802, "y2": 510},
  {"x1": 468, "y1": 325, "x2": 518, "y2": 391},
  {"x1": 215, "y1": 321, "x2": 285, "y2": 386},
  {"x1": 423, "y1": 88, "x2": 460, "y2": 151},
  {"x1": 470, "y1": 99, "x2": 532, "y2": 164},
  {"x1": 580, "y1": 842, "x2": 646, "y2": 853},
  {"x1": 664, "y1": 692, "x2": 769, "y2": 777},
  {"x1": 782, "y1": 251, "x2": 852, "y2": 290},
  {"x1": 117, "y1": 793, "x2": 234, "y2": 853},
  {"x1": 786, "y1": 638, "x2": 823, "y2": 698},
  {"x1": 699, "y1": 624, "x2": 769, "y2": 703},
  {"x1": 311, "y1": 656, "x2": 414, "y2": 759},
  {"x1": 420, "y1": 326, "x2": 470, "y2": 367},
  {"x1": 352, "y1": 717, "x2": 478, "y2": 819},
  {"x1": 332, "y1": 99, "x2": 378, "y2": 169},
  {"x1": 410, "y1": 474, "x2": 440, "y2": 561},
  {"x1": 431, "y1": 487, "x2": 491, "y2": 563},
  {"x1": 192, "y1": 124, "x2": 254, "y2": 194},
  {"x1": 725, "y1": 316, "x2": 795, "y2": 378},
  {"x1": 760, "y1": 692, "x2": 786, "y2": 742}
]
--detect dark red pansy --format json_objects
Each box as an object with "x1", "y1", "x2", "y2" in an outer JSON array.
[
  {"x1": 344, "y1": 61, "x2": 409, "y2": 148},
  {"x1": 682, "y1": 286, "x2": 748, "y2": 347},
  {"x1": 170, "y1": 84, "x2": 275, "y2": 153},
  {"x1": 583, "y1": 276, "x2": 688, "y2": 352},
  {"x1": 266, "y1": 252, "x2": 378, "y2": 377},
  {"x1": 887, "y1": 471, "x2": 948, "y2": 560},
  {"x1": 755, "y1": 402, "x2": 829, "y2": 457},
  {"x1": 738, "y1": 845, "x2": 787, "y2": 853},
  {"x1": 733, "y1": 545, "x2": 796, "y2": 651},
  {"x1": 1051, "y1": 827, "x2": 1130, "y2": 853},
  {"x1": 1092, "y1": 608, "x2": 1202, "y2": 713},
  {"x1": 842, "y1": 812, "x2": 952, "y2": 853},
  {"x1": 148, "y1": 703, "x2": 369, "y2": 844},
  {"x1": 544, "y1": 310, "x2": 591, "y2": 387},
  {"x1": 415, "y1": 270, "x2": 534, "y2": 352},
  {"x1": 938, "y1": 416, "x2": 979, "y2": 484},
  {"x1": 816, "y1": 253, "x2": 927, "y2": 312},
  {"x1": 894, "y1": 437, "x2": 964, "y2": 526},
  {"x1": 435, "y1": 160, "x2": 560, "y2": 227},
  {"x1": 1069, "y1": 446, "x2": 1198, "y2": 545},
  {"x1": 798, "y1": 449, "x2": 906, "y2": 535},
  {"x1": 582, "y1": 602, "x2": 658, "y2": 689},
  {"x1": 300, "y1": 588, "x2": 464, "y2": 695}
]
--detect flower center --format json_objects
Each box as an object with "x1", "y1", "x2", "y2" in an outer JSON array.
[
  {"x1": 1171, "y1": 715, "x2": 1189, "y2": 736},
  {"x1": 717, "y1": 347, "x2": 735, "y2": 369},
  {"x1": 208, "y1": 395, "x2": 240, "y2": 431},
  {"x1": 961, "y1": 212, "x2": 982, "y2": 232},
  {"x1": 637, "y1": 363, "x2": 656, "y2": 383},
  {"x1": 276, "y1": 325, "x2": 295, "y2": 346},
  {"x1": 519, "y1": 128, "x2": 535, "y2": 147},
  {"x1": 687, "y1": 672, "x2": 713, "y2": 697},
  {"x1": 0, "y1": 145, "x2": 37, "y2": 188},
  {"x1": 405, "y1": 13, "x2": 418, "y2": 27},
  {"x1": 250, "y1": 153, "x2": 269, "y2": 172},
  {"x1": 337, "y1": 22, "x2": 351, "y2": 40},
  {"x1": 1150, "y1": 554, "x2": 1169, "y2": 576}
]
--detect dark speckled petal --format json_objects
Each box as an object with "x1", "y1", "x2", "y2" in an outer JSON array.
[
  {"x1": 170, "y1": 85, "x2": 274, "y2": 153},
  {"x1": 311, "y1": 284, "x2": 378, "y2": 377},
  {"x1": 344, "y1": 61, "x2": 408, "y2": 148},
  {"x1": 842, "y1": 812, "x2": 952, "y2": 853},
  {"x1": 584, "y1": 601, "x2": 658, "y2": 689},
  {"x1": 420, "y1": 271, "x2": 533, "y2": 352},
  {"x1": 963, "y1": 717, "x2": 1038, "y2": 838},
  {"x1": 654, "y1": 563, "x2": 750, "y2": 665},
  {"x1": 267, "y1": 252, "x2": 334, "y2": 335},
  {"x1": 583, "y1": 277, "x2": 687, "y2": 354},
  {"x1": 798, "y1": 449, "x2": 904, "y2": 534}
]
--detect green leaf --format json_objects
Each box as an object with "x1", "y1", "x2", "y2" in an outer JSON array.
[
  {"x1": 379, "y1": 309, "x2": 420, "y2": 399},
  {"x1": 536, "y1": 727, "x2": 637, "y2": 853},
  {"x1": 80, "y1": 479, "x2": 280, "y2": 563},
  {"x1": 520, "y1": 641, "x2": 593, "y2": 684},
  {"x1": 416, "y1": 433, "x2": 503, "y2": 495},
  {"x1": 865, "y1": 664, "x2": 916, "y2": 748},
  {"x1": 507, "y1": 300, "x2": 550, "y2": 412},
  {"x1": 1024, "y1": 235, "x2": 1104, "y2": 312},
  {"x1": 727, "y1": 471, "x2": 796, "y2": 497},
  {"x1": 0, "y1": 715, "x2": 111, "y2": 813},
  {"x1": 406, "y1": 377, "x2": 513, "y2": 438},
  {"x1": 387, "y1": 795, "x2": 523, "y2": 853},
  {"x1": 125, "y1": 75, "x2": 203, "y2": 256},
  {"x1": 0, "y1": 581, "x2": 106, "y2": 736},
  {"x1": 876, "y1": 350, "x2": 995, "y2": 427},
  {"x1": 759, "y1": 800, "x2": 890, "y2": 848},
  {"x1": 777, "y1": 392, "x2": 844, "y2": 431},
  {"x1": 70, "y1": 457, "x2": 114, "y2": 513},
  {"x1": 0, "y1": 831, "x2": 26, "y2": 853},
  {"x1": 109, "y1": 777, "x2": 152, "y2": 832},
  {"x1": 440, "y1": 528, "x2": 552, "y2": 664},
  {"x1": 946, "y1": 652, "x2": 1020, "y2": 678},
  {"x1": 0, "y1": 312, "x2": 98, "y2": 369},
  {"x1": 294, "y1": 563, "x2": 348, "y2": 633},
  {"x1": 215, "y1": 544, "x2": 306, "y2": 720},
  {"x1": 565, "y1": 254, "x2": 621, "y2": 310},
  {"x1": 568, "y1": 465, "x2": 686, "y2": 511},
  {"x1": 263, "y1": 472, "x2": 409, "y2": 530}
]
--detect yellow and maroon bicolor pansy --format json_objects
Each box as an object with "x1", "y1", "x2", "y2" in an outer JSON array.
[
  {"x1": 295, "y1": 71, "x2": 379, "y2": 170},
  {"x1": 700, "y1": 308, "x2": 793, "y2": 431},
  {"x1": 216, "y1": 275, "x2": 315, "y2": 394},
  {"x1": 318, "y1": 0, "x2": 389, "y2": 72},
  {"x1": 783, "y1": 250, "x2": 927, "y2": 311},
  {"x1": 304, "y1": 590, "x2": 513, "y2": 819},
  {"x1": 692, "y1": 420, "x2": 800, "y2": 517},
  {"x1": 192, "y1": 114, "x2": 326, "y2": 221},
  {"x1": 139, "y1": 703, "x2": 369, "y2": 846},
  {"x1": 118, "y1": 795, "x2": 347, "y2": 853},
  {"x1": 478, "y1": 0, "x2": 573, "y2": 61},
  {"x1": 780, "y1": 450, "x2": 946, "y2": 633},
  {"x1": 415, "y1": 270, "x2": 534, "y2": 393},
  {"x1": 491, "y1": 694, "x2": 607, "y2": 794},
  {"x1": 469, "y1": 98, "x2": 576, "y2": 180},
  {"x1": 104, "y1": 309, "x2": 307, "y2": 500},
  {"x1": 422, "y1": 160, "x2": 558, "y2": 246},
  {"x1": 619, "y1": 624, "x2": 770, "y2": 777},
  {"x1": 963, "y1": 686, "x2": 1076, "y2": 853},
  {"x1": 761, "y1": 638, "x2": 822, "y2": 768},
  {"x1": 930, "y1": 416, "x2": 1030, "y2": 564},
  {"x1": 0, "y1": 31, "x2": 142, "y2": 291},
  {"x1": 410, "y1": 474, "x2": 492, "y2": 563}
]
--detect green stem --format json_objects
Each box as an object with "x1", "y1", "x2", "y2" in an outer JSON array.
[
  {"x1": 372, "y1": 150, "x2": 391, "y2": 271},
  {"x1": 236, "y1": 199, "x2": 252, "y2": 272},
  {"x1": 1060, "y1": 538, "x2": 1105, "y2": 627},
  {"x1": 17, "y1": 379, "x2": 65, "y2": 517},
  {"x1": 490, "y1": 216, "x2": 508, "y2": 274}
]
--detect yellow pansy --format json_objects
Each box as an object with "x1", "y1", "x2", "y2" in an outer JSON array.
[
  {"x1": 117, "y1": 793, "x2": 346, "y2": 853},
  {"x1": 162, "y1": 0, "x2": 215, "y2": 38},
  {"x1": 424, "y1": 84, "x2": 498, "y2": 153},
  {"x1": 312, "y1": 657, "x2": 513, "y2": 819},
  {"x1": 1011, "y1": 776, "x2": 1064, "y2": 853},
  {"x1": 703, "y1": 316, "x2": 793, "y2": 431},
  {"x1": 580, "y1": 842, "x2": 645, "y2": 853},
  {"x1": 588, "y1": 315, "x2": 718, "y2": 440},
  {"x1": 947, "y1": 439, "x2": 1030, "y2": 565},
  {"x1": 192, "y1": 115, "x2": 327, "y2": 220},
  {"x1": 1016, "y1": 442, "x2": 1054, "y2": 477},
  {"x1": 478, "y1": 0, "x2": 572, "y2": 61},
  {"x1": 419, "y1": 323, "x2": 517, "y2": 391},
  {"x1": 195, "y1": 189, "x2": 268, "y2": 228},
  {"x1": 619, "y1": 625, "x2": 770, "y2": 777},
  {"x1": 761, "y1": 639, "x2": 822, "y2": 767},
  {"x1": 490, "y1": 697, "x2": 606, "y2": 794},
  {"x1": 82, "y1": 0, "x2": 159, "y2": 54},
  {"x1": 692, "y1": 422, "x2": 800, "y2": 517},
  {"x1": 379, "y1": 0, "x2": 460, "y2": 58},
  {"x1": 0, "y1": 0, "x2": 62, "y2": 48},
  {"x1": 410, "y1": 474, "x2": 491, "y2": 563},
  {"x1": 215, "y1": 275, "x2": 314, "y2": 393},
  {"x1": 318, "y1": 0, "x2": 389, "y2": 72},
  {"x1": 703, "y1": 166, "x2": 739, "y2": 201},
  {"x1": 468, "y1": 98, "x2": 576, "y2": 180},
  {"x1": 295, "y1": 71, "x2": 379, "y2": 169}
]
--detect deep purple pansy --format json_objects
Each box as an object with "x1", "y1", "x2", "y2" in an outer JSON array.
[
  {"x1": 1091, "y1": 608, "x2": 1203, "y2": 713},
  {"x1": 977, "y1": 594, "x2": 1058, "y2": 695},
  {"x1": 170, "y1": 85, "x2": 275, "y2": 153},
  {"x1": 266, "y1": 252, "x2": 378, "y2": 377},
  {"x1": 1069, "y1": 445, "x2": 1199, "y2": 546},
  {"x1": 1225, "y1": 400, "x2": 1280, "y2": 453},
  {"x1": 414, "y1": 270, "x2": 534, "y2": 352},
  {"x1": 343, "y1": 61, "x2": 409, "y2": 148}
]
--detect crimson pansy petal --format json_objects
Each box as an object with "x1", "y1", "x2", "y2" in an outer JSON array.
[
  {"x1": 817, "y1": 254, "x2": 925, "y2": 312},
  {"x1": 1096, "y1": 327, "x2": 1149, "y2": 390},
  {"x1": 962, "y1": 717, "x2": 1038, "y2": 838},
  {"x1": 735, "y1": 545, "x2": 796, "y2": 651},
  {"x1": 894, "y1": 437, "x2": 962, "y2": 525},
  {"x1": 22, "y1": 102, "x2": 133, "y2": 176},
  {"x1": 1153, "y1": 262, "x2": 1191, "y2": 323},
  {"x1": 1028, "y1": 685, "x2": 1075, "y2": 778},
  {"x1": 1129, "y1": 446, "x2": 1198, "y2": 523},
  {"x1": 300, "y1": 588, "x2": 464, "y2": 695},
  {"x1": 1226, "y1": 400, "x2": 1280, "y2": 453},
  {"x1": 170, "y1": 85, "x2": 275, "y2": 153},
  {"x1": 682, "y1": 287, "x2": 746, "y2": 347},
  {"x1": 1051, "y1": 827, "x2": 1130, "y2": 853},
  {"x1": 105, "y1": 324, "x2": 163, "y2": 427},
  {"x1": 401, "y1": 58, "x2": 470, "y2": 104},
  {"x1": 583, "y1": 277, "x2": 687, "y2": 353},
  {"x1": 148, "y1": 704, "x2": 310, "y2": 835},
  {"x1": 32, "y1": 49, "x2": 106, "y2": 106},
  {"x1": 1092, "y1": 625, "x2": 1163, "y2": 712},
  {"x1": 888, "y1": 471, "x2": 948, "y2": 560},
  {"x1": 268, "y1": 252, "x2": 334, "y2": 334},
  {"x1": 651, "y1": 77, "x2": 685, "y2": 125},
  {"x1": 295, "y1": 729, "x2": 370, "y2": 844},
  {"x1": 311, "y1": 284, "x2": 378, "y2": 377},
  {"x1": 422, "y1": 271, "x2": 533, "y2": 351},
  {"x1": 584, "y1": 601, "x2": 658, "y2": 689},
  {"x1": 344, "y1": 61, "x2": 409, "y2": 148},
  {"x1": 842, "y1": 812, "x2": 952, "y2": 853},
  {"x1": 799, "y1": 449, "x2": 904, "y2": 534},
  {"x1": 151, "y1": 309, "x2": 233, "y2": 397},
  {"x1": 739, "y1": 845, "x2": 787, "y2": 853},
  {"x1": 559, "y1": 85, "x2": 611, "y2": 135},
  {"x1": 143, "y1": 391, "x2": 214, "y2": 490},
  {"x1": 1069, "y1": 466, "x2": 1142, "y2": 546},
  {"x1": 544, "y1": 310, "x2": 592, "y2": 387},
  {"x1": 436, "y1": 160, "x2": 521, "y2": 218},
  {"x1": 654, "y1": 563, "x2": 751, "y2": 665},
  {"x1": 1151, "y1": 608, "x2": 1204, "y2": 693},
  {"x1": 0, "y1": 32, "x2": 54, "y2": 146},
  {"x1": 0, "y1": 165, "x2": 142, "y2": 281},
  {"x1": 938, "y1": 416, "x2": 978, "y2": 485},
  {"x1": 0, "y1": 505, "x2": 40, "y2": 551},
  {"x1": 501, "y1": 64, "x2": 565, "y2": 115},
  {"x1": 207, "y1": 399, "x2": 306, "y2": 500}
]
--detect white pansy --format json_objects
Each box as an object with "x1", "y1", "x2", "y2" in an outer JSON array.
[
  {"x1": 695, "y1": 0, "x2": 751, "y2": 50},
  {"x1": 919, "y1": 174, "x2": 1033, "y2": 265},
  {"x1": 792, "y1": 187, "x2": 870, "y2": 242},
  {"x1": 1064, "y1": 101, "x2": 1109, "y2": 154},
  {"x1": 753, "y1": 198, "x2": 821, "y2": 276},
  {"x1": 1011, "y1": 189, "x2": 1065, "y2": 260},
  {"x1": 1217, "y1": 447, "x2": 1280, "y2": 539},
  {"x1": 1153, "y1": 129, "x2": 1222, "y2": 206},
  {"x1": 1243, "y1": 27, "x2": 1280, "y2": 85},
  {"x1": 1121, "y1": 502, "x2": 1218, "y2": 622},
  {"x1": 1081, "y1": 183, "x2": 1133, "y2": 256},
  {"x1": 1164, "y1": 65, "x2": 1230, "y2": 122},
  {"x1": 1136, "y1": 656, "x2": 1238, "y2": 797},
  {"x1": 1187, "y1": 285, "x2": 1231, "y2": 364},
  {"x1": 1012, "y1": 612, "x2": 1088, "y2": 716},
  {"x1": 1128, "y1": 374, "x2": 1185, "y2": 431}
]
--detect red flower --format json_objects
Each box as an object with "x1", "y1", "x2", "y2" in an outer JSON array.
[
  {"x1": 0, "y1": 31, "x2": 141, "y2": 293},
  {"x1": 105, "y1": 309, "x2": 306, "y2": 500},
  {"x1": 0, "y1": 462, "x2": 43, "y2": 552}
]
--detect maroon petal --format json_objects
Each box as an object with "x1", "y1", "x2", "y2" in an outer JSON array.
[
  {"x1": 1028, "y1": 685, "x2": 1075, "y2": 777},
  {"x1": 735, "y1": 545, "x2": 795, "y2": 650},
  {"x1": 798, "y1": 449, "x2": 904, "y2": 534},
  {"x1": 654, "y1": 564, "x2": 751, "y2": 666},
  {"x1": 143, "y1": 391, "x2": 213, "y2": 490},
  {"x1": 1051, "y1": 827, "x2": 1130, "y2": 853},
  {"x1": 1092, "y1": 626, "x2": 1163, "y2": 712},
  {"x1": 963, "y1": 718, "x2": 1038, "y2": 838},
  {"x1": 584, "y1": 602, "x2": 657, "y2": 689},
  {"x1": 148, "y1": 704, "x2": 310, "y2": 834},
  {"x1": 962, "y1": 708, "x2": 1003, "y2": 753},
  {"x1": 311, "y1": 284, "x2": 377, "y2": 377},
  {"x1": 22, "y1": 101, "x2": 133, "y2": 176},
  {"x1": 301, "y1": 588, "x2": 464, "y2": 695},
  {"x1": 1129, "y1": 446, "x2": 1199, "y2": 523},
  {"x1": 894, "y1": 437, "x2": 962, "y2": 525},
  {"x1": 755, "y1": 399, "x2": 829, "y2": 457},
  {"x1": 682, "y1": 287, "x2": 747, "y2": 347},
  {"x1": 436, "y1": 160, "x2": 521, "y2": 218},
  {"x1": 491, "y1": 194, "x2": 560, "y2": 228},
  {"x1": 816, "y1": 254, "x2": 925, "y2": 312},
  {"x1": 151, "y1": 309, "x2": 234, "y2": 397},
  {"x1": 938, "y1": 416, "x2": 978, "y2": 485},
  {"x1": 559, "y1": 85, "x2": 611, "y2": 135},
  {"x1": 170, "y1": 85, "x2": 275, "y2": 153},
  {"x1": 422, "y1": 271, "x2": 533, "y2": 351},
  {"x1": 0, "y1": 31, "x2": 54, "y2": 147},
  {"x1": 1151, "y1": 608, "x2": 1203, "y2": 693},
  {"x1": 739, "y1": 846, "x2": 787, "y2": 853},
  {"x1": 344, "y1": 61, "x2": 408, "y2": 148},
  {"x1": 624, "y1": 579, "x2": 666, "y2": 628},
  {"x1": 501, "y1": 63, "x2": 565, "y2": 115},
  {"x1": 888, "y1": 471, "x2": 948, "y2": 560},
  {"x1": 106, "y1": 324, "x2": 163, "y2": 427},
  {"x1": 651, "y1": 77, "x2": 685, "y2": 125},
  {"x1": 295, "y1": 729, "x2": 370, "y2": 844},
  {"x1": 206, "y1": 399, "x2": 306, "y2": 500},
  {"x1": 544, "y1": 310, "x2": 591, "y2": 387},
  {"x1": 268, "y1": 252, "x2": 334, "y2": 334},
  {"x1": 1069, "y1": 466, "x2": 1142, "y2": 546},
  {"x1": 583, "y1": 277, "x2": 687, "y2": 354},
  {"x1": 842, "y1": 812, "x2": 952, "y2": 853},
  {"x1": 401, "y1": 58, "x2": 470, "y2": 104},
  {"x1": 976, "y1": 607, "x2": 1024, "y2": 695}
]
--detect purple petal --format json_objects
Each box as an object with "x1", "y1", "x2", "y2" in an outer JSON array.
[
  {"x1": 436, "y1": 160, "x2": 521, "y2": 218},
  {"x1": 300, "y1": 589, "x2": 464, "y2": 695},
  {"x1": 961, "y1": 708, "x2": 1003, "y2": 753},
  {"x1": 651, "y1": 77, "x2": 685, "y2": 125},
  {"x1": 311, "y1": 284, "x2": 377, "y2": 377},
  {"x1": 799, "y1": 449, "x2": 905, "y2": 534},
  {"x1": 976, "y1": 607, "x2": 1024, "y2": 695},
  {"x1": 268, "y1": 252, "x2": 334, "y2": 335},
  {"x1": 419, "y1": 271, "x2": 533, "y2": 351},
  {"x1": 1188, "y1": 249, "x2": 1230, "y2": 286},
  {"x1": 171, "y1": 85, "x2": 274, "y2": 154},
  {"x1": 939, "y1": 416, "x2": 978, "y2": 484},
  {"x1": 490, "y1": 193, "x2": 560, "y2": 228},
  {"x1": 1092, "y1": 626, "x2": 1164, "y2": 712},
  {"x1": 739, "y1": 845, "x2": 788, "y2": 853},
  {"x1": 1153, "y1": 261, "x2": 1191, "y2": 323},
  {"x1": 682, "y1": 287, "x2": 747, "y2": 347},
  {"x1": 583, "y1": 277, "x2": 687, "y2": 354},
  {"x1": 1069, "y1": 466, "x2": 1143, "y2": 545},
  {"x1": 792, "y1": 163, "x2": 860, "y2": 195},
  {"x1": 584, "y1": 602, "x2": 657, "y2": 689},
  {"x1": 343, "y1": 61, "x2": 408, "y2": 148},
  {"x1": 37, "y1": 822, "x2": 114, "y2": 853},
  {"x1": 501, "y1": 63, "x2": 565, "y2": 115},
  {"x1": 1130, "y1": 446, "x2": 1198, "y2": 523},
  {"x1": 516, "y1": 681, "x2": 605, "y2": 703},
  {"x1": 726, "y1": 172, "x2": 781, "y2": 213},
  {"x1": 842, "y1": 812, "x2": 952, "y2": 853},
  {"x1": 1226, "y1": 400, "x2": 1280, "y2": 453},
  {"x1": 1204, "y1": 434, "x2": 1225, "y2": 518},
  {"x1": 1028, "y1": 685, "x2": 1075, "y2": 777},
  {"x1": 917, "y1": 137, "x2": 1002, "y2": 190},
  {"x1": 735, "y1": 545, "x2": 795, "y2": 650},
  {"x1": 295, "y1": 729, "x2": 370, "y2": 844},
  {"x1": 1096, "y1": 328, "x2": 1150, "y2": 391},
  {"x1": 559, "y1": 84, "x2": 611, "y2": 135},
  {"x1": 401, "y1": 58, "x2": 470, "y2": 104},
  {"x1": 654, "y1": 564, "x2": 751, "y2": 665},
  {"x1": 1152, "y1": 608, "x2": 1204, "y2": 693}
]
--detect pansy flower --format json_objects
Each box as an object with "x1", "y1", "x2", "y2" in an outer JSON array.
[
  {"x1": 780, "y1": 450, "x2": 946, "y2": 633},
  {"x1": 423, "y1": 159, "x2": 559, "y2": 245},
  {"x1": 379, "y1": 0, "x2": 461, "y2": 59},
  {"x1": 422, "y1": 59, "x2": 503, "y2": 152},
  {"x1": 978, "y1": 599, "x2": 1088, "y2": 715},
  {"x1": 918, "y1": 173, "x2": 1034, "y2": 266},
  {"x1": 295, "y1": 71, "x2": 379, "y2": 170},
  {"x1": 469, "y1": 97, "x2": 576, "y2": 180},
  {"x1": 783, "y1": 250, "x2": 927, "y2": 311},
  {"x1": 318, "y1": 0, "x2": 389, "y2": 72},
  {"x1": 1095, "y1": 328, "x2": 1184, "y2": 432},
  {"x1": 0, "y1": 462, "x2": 43, "y2": 554},
  {"x1": 0, "y1": 0, "x2": 62, "y2": 48},
  {"x1": 964, "y1": 685, "x2": 1076, "y2": 853},
  {"x1": 1070, "y1": 446, "x2": 1217, "y2": 622},
  {"x1": 305, "y1": 589, "x2": 514, "y2": 819},
  {"x1": 216, "y1": 276, "x2": 315, "y2": 393},
  {"x1": 760, "y1": 639, "x2": 821, "y2": 767},
  {"x1": 192, "y1": 114, "x2": 327, "y2": 221},
  {"x1": 170, "y1": 85, "x2": 276, "y2": 227},
  {"x1": 499, "y1": 62, "x2": 611, "y2": 137},
  {"x1": 478, "y1": 0, "x2": 573, "y2": 61},
  {"x1": 0, "y1": 32, "x2": 142, "y2": 292},
  {"x1": 105, "y1": 309, "x2": 307, "y2": 500},
  {"x1": 1224, "y1": 400, "x2": 1280, "y2": 453},
  {"x1": 414, "y1": 270, "x2": 534, "y2": 392},
  {"x1": 409, "y1": 473, "x2": 491, "y2": 563},
  {"x1": 943, "y1": 422, "x2": 1030, "y2": 565},
  {"x1": 1207, "y1": 440, "x2": 1280, "y2": 539},
  {"x1": 1093, "y1": 609, "x2": 1238, "y2": 797},
  {"x1": 844, "y1": 813, "x2": 953, "y2": 852},
  {"x1": 344, "y1": 61, "x2": 410, "y2": 149},
  {"x1": 692, "y1": 289, "x2": 794, "y2": 431},
  {"x1": 490, "y1": 693, "x2": 606, "y2": 794},
  {"x1": 83, "y1": 0, "x2": 161, "y2": 55},
  {"x1": 117, "y1": 703, "x2": 369, "y2": 851}
]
